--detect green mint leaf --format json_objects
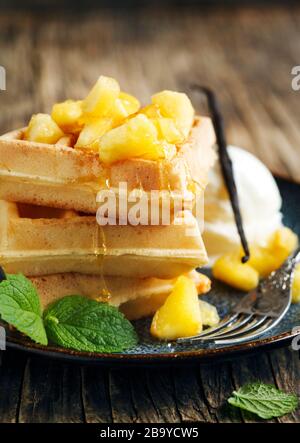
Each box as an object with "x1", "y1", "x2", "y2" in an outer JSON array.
[
  {"x1": 228, "y1": 382, "x2": 298, "y2": 419},
  {"x1": 0, "y1": 274, "x2": 48, "y2": 345},
  {"x1": 43, "y1": 295, "x2": 138, "y2": 353}
]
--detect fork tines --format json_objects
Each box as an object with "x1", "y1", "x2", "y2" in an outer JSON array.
[{"x1": 177, "y1": 247, "x2": 300, "y2": 346}]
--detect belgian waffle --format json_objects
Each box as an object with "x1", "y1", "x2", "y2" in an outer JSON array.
[
  {"x1": 0, "y1": 201, "x2": 208, "y2": 278},
  {"x1": 28, "y1": 270, "x2": 211, "y2": 320},
  {"x1": 0, "y1": 117, "x2": 216, "y2": 213}
]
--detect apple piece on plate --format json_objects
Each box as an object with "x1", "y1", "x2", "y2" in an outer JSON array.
[
  {"x1": 199, "y1": 300, "x2": 220, "y2": 327},
  {"x1": 292, "y1": 263, "x2": 300, "y2": 303},
  {"x1": 150, "y1": 275, "x2": 202, "y2": 340},
  {"x1": 248, "y1": 227, "x2": 298, "y2": 277},
  {"x1": 213, "y1": 254, "x2": 259, "y2": 292},
  {"x1": 269, "y1": 227, "x2": 298, "y2": 265},
  {"x1": 244, "y1": 246, "x2": 279, "y2": 278}
]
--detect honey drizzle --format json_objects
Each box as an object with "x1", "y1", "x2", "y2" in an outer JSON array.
[{"x1": 93, "y1": 173, "x2": 111, "y2": 302}]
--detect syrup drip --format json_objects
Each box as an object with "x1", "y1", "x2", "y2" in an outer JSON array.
[
  {"x1": 92, "y1": 170, "x2": 111, "y2": 302},
  {"x1": 93, "y1": 216, "x2": 111, "y2": 303}
]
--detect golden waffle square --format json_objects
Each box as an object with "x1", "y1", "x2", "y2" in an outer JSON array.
[
  {"x1": 0, "y1": 117, "x2": 216, "y2": 213},
  {"x1": 0, "y1": 201, "x2": 208, "y2": 279},
  {"x1": 29, "y1": 270, "x2": 211, "y2": 320}
]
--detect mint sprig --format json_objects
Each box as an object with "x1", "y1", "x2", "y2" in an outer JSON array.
[
  {"x1": 0, "y1": 275, "x2": 138, "y2": 353},
  {"x1": 44, "y1": 295, "x2": 138, "y2": 353},
  {"x1": 228, "y1": 382, "x2": 298, "y2": 419},
  {"x1": 0, "y1": 274, "x2": 48, "y2": 345}
]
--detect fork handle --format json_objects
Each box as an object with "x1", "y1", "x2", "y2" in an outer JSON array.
[
  {"x1": 292, "y1": 246, "x2": 300, "y2": 264},
  {"x1": 279, "y1": 245, "x2": 300, "y2": 276}
]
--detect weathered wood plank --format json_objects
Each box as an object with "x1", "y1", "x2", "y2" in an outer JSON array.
[
  {"x1": 81, "y1": 366, "x2": 112, "y2": 423},
  {"x1": 172, "y1": 366, "x2": 213, "y2": 422},
  {"x1": 129, "y1": 368, "x2": 163, "y2": 423},
  {"x1": 18, "y1": 357, "x2": 84, "y2": 423},
  {"x1": 268, "y1": 347, "x2": 300, "y2": 423},
  {"x1": 0, "y1": 351, "x2": 27, "y2": 423},
  {"x1": 108, "y1": 369, "x2": 138, "y2": 423},
  {"x1": 199, "y1": 360, "x2": 242, "y2": 423},
  {"x1": 144, "y1": 367, "x2": 182, "y2": 423}
]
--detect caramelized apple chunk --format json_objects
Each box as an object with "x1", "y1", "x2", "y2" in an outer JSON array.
[
  {"x1": 243, "y1": 246, "x2": 279, "y2": 278},
  {"x1": 75, "y1": 118, "x2": 113, "y2": 149},
  {"x1": 25, "y1": 114, "x2": 64, "y2": 144},
  {"x1": 292, "y1": 263, "x2": 300, "y2": 303},
  {"x1": 269, "y1": 227, "x2": 298, "y2": 264},
  {"x1": 51, "y1": 100, "x2": 83, "y2": 134},
  {"x1": 213, "y1": 254, "x2": 259, "y2": 292},
  {"x1": 141, "y1": 104, "x2": 162, "y2": 119},
  {"x1": 213, "y1": 227, "x2": 298, "y2": 293},
  {"x1": 247, "y1": 228, "x2": 298, "y2": 277},
  {"x1": 141, "y1": 104, "x2": 185, "y2": 144},
  {"x1": 99, "y1": 114, "x2": 168, "y2": 164},
  {"x1": 112, "y1": 92, "x2": 140, "y2": 123},
  {"x1": 82, "y1": 75, "x2": 120, "y2": 119},
  {"x1": 24, "y1": 77, "x2": 197, "y2": 159},
  {"x1": 150, "y1": 276, "x2": 202, "y2": 340},
  {"x1": 152, "y1": 90, "x2": 195, "y2": 138},
  {"x1": 199, "y1": 300, "x2": 220, "y2": 327},
  {"x1": 156, "y1": 118, "x2": 185, "y2": 144}
]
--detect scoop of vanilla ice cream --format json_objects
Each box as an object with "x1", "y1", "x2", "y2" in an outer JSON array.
[{"x1": 203, "y1": 146, "x2": 282, "y2": 262}]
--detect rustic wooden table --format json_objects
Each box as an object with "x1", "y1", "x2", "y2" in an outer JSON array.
[{"x1": 0, "y1": 4, "x2": 300, "y2": 423}]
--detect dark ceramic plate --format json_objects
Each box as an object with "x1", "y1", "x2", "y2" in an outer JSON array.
[{"x1": 3, "y1": 177, "x2": 300, "y2": 365}]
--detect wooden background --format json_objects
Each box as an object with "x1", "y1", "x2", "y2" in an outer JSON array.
[
  {"x1": 0, "y1": 3, "x2": 300, "y2": 423},
  {"x1": 0, "y1": 347, "x2": 299, "y2": 423}
]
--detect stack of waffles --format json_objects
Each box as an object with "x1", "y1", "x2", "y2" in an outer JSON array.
[{"x1": 0, "y1": 85, "x2": 216, "y2": 320}]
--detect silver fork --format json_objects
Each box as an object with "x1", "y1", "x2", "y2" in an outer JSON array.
[{"x1": 177, "y1": 246, "x2": 300, "y2": 345}]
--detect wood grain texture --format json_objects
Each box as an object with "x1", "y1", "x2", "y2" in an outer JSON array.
[
  {"x1": 172, "y1": 366, "x2": 213, "y2": 422},
  {"x1": 199, "y1": 361, "x2": 242, "y2": 422},
  {"x1": 81, "y1": 366, "x2": 112, "y2": 423},
  {"x1": 144, "y1": 367, "x2": 182, "y2": 423},
  {"x1": 18, "y1": 356, "x2": 84, "y2": 423},
  {"x1": 0, "y1": 347, "x2": 299, "y2": 423},
  {"x1": 269, "y1": 347, "x2": 300, "y2": 423},
  {"x1": 0, "y1": 351, "x2": 26, "y2": 423}
]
